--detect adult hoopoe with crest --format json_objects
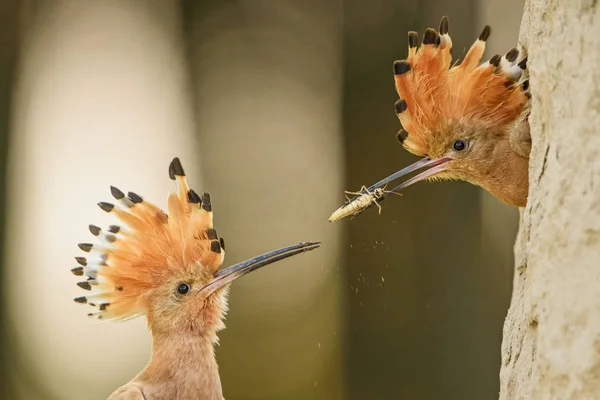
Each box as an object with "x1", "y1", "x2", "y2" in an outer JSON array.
[
  {"x1": 331, "y1": 16, "x2": 531, "y2": 222},
  {"x1": 72, "y1": 157, "x2": 320, "y2": 400}
]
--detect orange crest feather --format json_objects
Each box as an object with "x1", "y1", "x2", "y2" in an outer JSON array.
[
  {"x1": 393, "y1": 16, "x2": 530, "y2": 156},
  {"x1": 72, "y1": 158, "x2": 225, "y2": 321}
]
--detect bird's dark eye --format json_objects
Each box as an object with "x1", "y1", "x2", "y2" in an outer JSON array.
[
  {"x1": 177, "y1": 283, "x2": 190, "y2": 295},
  {"x1": 453, "y1": 140, "x2": 467, "y2": 151}
]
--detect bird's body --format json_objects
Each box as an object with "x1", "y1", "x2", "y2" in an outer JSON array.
[
  {"x1": 331, "y1": 16, "x2": 531, "y2": 221},
  {"x1": 73, "y1": 158, "x2": 319, "y2": 400}
]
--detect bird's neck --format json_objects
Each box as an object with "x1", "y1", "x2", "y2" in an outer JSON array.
[
  {"x1": 135, "y1": 330, "x2": 223, "y2": 400},
  {"x1": 476, "y1": 137, "x2": 530, "y2": 207}
]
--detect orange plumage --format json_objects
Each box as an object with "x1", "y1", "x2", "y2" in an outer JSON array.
[
  {"x1": 73, "y1": 157, "x2": 224, "y2": 321},
  {"x1": 330, "y1": 16, "x2": 532, "y2": 221},
  {"x1": 394, "y1": 17, "x2": 529, "y2": 158},
  {"x1": 72, "y1": 158, "x2": 320, "y2": 399}
]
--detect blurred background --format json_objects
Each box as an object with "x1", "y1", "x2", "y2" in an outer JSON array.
[{"x1": 0, "y1": 0, "x2": 524, "y2": 399}]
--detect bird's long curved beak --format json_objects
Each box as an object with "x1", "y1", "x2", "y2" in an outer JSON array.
[
  {"x1": 382, "y1": 156, "x2": 453, "y2": 197},
  {"x1": 200, "y1": 241, "x2": 320, "y2": 296},
  {"x1": 333, "y1": 156, "x2": 452, "y2": 220}
]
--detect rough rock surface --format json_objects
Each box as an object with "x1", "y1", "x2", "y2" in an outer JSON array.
[{"x1": 499, "y1": 0, "x2": 600, "y2": 399}]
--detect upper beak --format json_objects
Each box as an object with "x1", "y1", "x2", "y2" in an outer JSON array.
[
  {"x1": 380, "y1": 156, "x2": 453, "y2": 197},
  {"x1": 334, "y1": 156, "x2": 452, "y2": 220},
  {"x1": 200, "y1": 241, "x2": 321, "y2": 296}
]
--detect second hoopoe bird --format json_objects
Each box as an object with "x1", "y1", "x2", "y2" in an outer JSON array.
[
  {"x1": 73, "y1": 157, "x2": 320, "y2": 400},
  {"x1": 331, "y1": 16, "x2": 531, "y2": 222}
]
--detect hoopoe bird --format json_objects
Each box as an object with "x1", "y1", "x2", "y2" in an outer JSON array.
[
  {"x1": 331, "y1": 16, "x2": 531, "y2": 222},
  {"x1": 72, "y1": 157, "x2": 320, "y2": 400}
]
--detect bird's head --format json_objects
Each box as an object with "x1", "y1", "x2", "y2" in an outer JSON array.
[
  {"x1": 73, "y1": 158, "x2": 319, "y2": 340},
  {"x1": 374, "y1": 16, "x2": 531, "y2": 207}
]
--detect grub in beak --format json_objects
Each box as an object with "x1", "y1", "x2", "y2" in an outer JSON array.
[{"x1": 329, "y1": 157, "x2": 452, "y2": 222}]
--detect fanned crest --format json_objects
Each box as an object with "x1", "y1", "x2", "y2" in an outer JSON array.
[
  {"x1": 72, "y1": 158, "x2": 225, "y2": 321},
  {"x1": 393, "y1": 16, "x2": 530, "y2": 156}
]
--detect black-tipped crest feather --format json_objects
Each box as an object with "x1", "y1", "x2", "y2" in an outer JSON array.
[
  {"x1": 169, "y1": 157, "x2": 185, "y2": 180},
  {"x1": 78, "y1": 243, "x2": 93, "y2": 252},
  {"x1": 518, "y1": 58, "x2": 528, "y2": 69},
  {"x1": 395, "y1": 99, "x2": 408, "y2": 114},
  {"x1": 127, "y1": 192, "x2": 143, "y2": 204},
  {"x1": 188, "y1": 189, "x2": 201, "y2": 204},
  {"x1": 479, "y1": 25, "x2": 491, "y2": 41},
  {"x1": 408, "y1": 31, "x2": 418, "y2": 48},
  {"x1": 89, "y1": 225, "x2": 101, "y2": 236},
  {"x1": 393, "y1": 60, "x2": 410, "y2": 75},
  {"x1": 396, "y1": 129, "x2": 409, "y2": 144},
  {"x1": 110, "y1": 186, "x2": 125, "y2": 200},
  {"x1": 490, "y1": 55, "x2": 501, "y2": 67},
  {"x1": 210, "y1": 240, "x2": 221, "y2": 253},
  {"x1": 423, "y1": 28, "x2": 437, "y2": 45},
  {"x1": 506, "y1": 48, "x2": 519, "y2": 62},
  {"x1": 98, "y1": 202, "x2": 114, "y2": 213},
  {"x1": 201, "y1": 192, "x2": 212, "y2": 211},
  {"x1": 439, "y1": 16, "x2": 449, "y2": 35}
]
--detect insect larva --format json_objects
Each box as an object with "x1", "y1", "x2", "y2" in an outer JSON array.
[{"x1": 329, "y1": 186, "x2": 389, "y2": 223}]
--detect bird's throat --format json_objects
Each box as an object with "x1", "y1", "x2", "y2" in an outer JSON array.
[
  {"x1": 134, "y1": 331, "x2": 223, "y2": 400},
  {"x1": 476, "y1": 139, "x2": 530, "y2": 207}
]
